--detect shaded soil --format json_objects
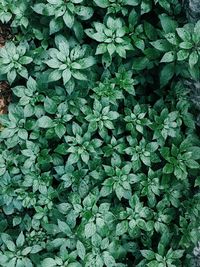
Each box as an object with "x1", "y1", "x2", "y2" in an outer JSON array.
[
  {"x1": 0, "y1": 81, "x2": 11, "y2": 114},
  {"x1": 0, "y1": 23, "x2": 12, "y2": 47},
  {"x1": 0, "y1": 23, "x2": 13, "y2": 116}
]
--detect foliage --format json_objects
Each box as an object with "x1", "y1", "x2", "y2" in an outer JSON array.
[{"x1": 0, "y1": 0, "x2": 200, "y2": 266}]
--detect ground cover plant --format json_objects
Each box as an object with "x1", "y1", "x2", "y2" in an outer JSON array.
[{"x1": 0, "y1": 0, "x2": 200, "y2": 266}]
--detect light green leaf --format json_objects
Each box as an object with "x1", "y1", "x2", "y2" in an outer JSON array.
[
  {"x1": 38, "y1": 116, "x2": 54, "y2": 128},
  {"x1": 116, "y1": 221, "x2": 128, "y2": 236},
  {"x1": 62, "y1": 69, "x2": 72, "y2": 84},
  {"x1": 50, "y1": 18, "x2": 63, "y2": 35},
  {"x1": 141, "y1": 250, "x2": 155, "y2": 260},
  {"x1": 55, "y1": 34, "x2": 69, "y2": 56},
  {"x1": 63, "y1": 10, "x2": 74, "y2": 28},
  {"x1": 81, "y1": 151, "x2": 89, "y2": 163},
  {"x1": 72, "y1": 71, "x2": 87, "y2": 80},
  {"x1": 176, "y1": 28, "x2": 191, "y2": 41},
  {"x1": 16, "y1": 232, "x2": 25, "y2": 248},
  {"x1": 76, "y1": 240, "x2": 86, "y2": 260},
  {"x1": 93, "y1": 0, "x2": 109, "y2": 8},
  {"x1": 42, "y1": 258, "x2": 57, "y2": 267},
  {"x1": 160, "y1": 51, "x2": 175, "y2": 63},
  {"x1": 76, "y1": 56, "x2": 96, "y2": 69},
  {"x1": 189, "y1": 51, "x2": 198, "y2": 68},
  {"x1": 85, "y1": 222, "x2": 96, "y2": 238},
  {"x1": 55, "y1": 124, "x2": 66, "y2": 138},
  {"x1": 67, "y1": 153, "x2": 79, "y2": 164},
  {"x1": 103, "y1": 252, "x2": 116, "y2": 267},
  {"x1": 177, "y1": 50, "x2": 189, "y2": 61},
  {"x1": 57, "y1": 219, "x2": 72, "y2": 236},
  {"x1": 48, "y1": 70, "x2": 62, "y2": 82}
]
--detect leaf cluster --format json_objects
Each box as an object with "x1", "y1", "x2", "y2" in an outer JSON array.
[{"x1": 0, "y1": 0, "x2": 200, "y2": 266}]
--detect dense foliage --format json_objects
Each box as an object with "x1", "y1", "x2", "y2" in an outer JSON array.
[{"x1": 0, "y1": 0, "x2": 200, "y2": 266}]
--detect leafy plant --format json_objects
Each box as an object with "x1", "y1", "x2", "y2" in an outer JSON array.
[
  {"x1": 85, "y1": 16, "x2": 133, "y2": 64},
  {"x1": 0, "y1": 0, "x2": 199, "y2": 266},
  {"x1": 46, "y1": 34, "x2": 96, "y2": 93},
  {"x1": 0, "y1": 41, "x2": 32, "y2": 84}
]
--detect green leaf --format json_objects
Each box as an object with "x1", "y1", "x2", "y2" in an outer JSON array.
[
  {"x1": 63, "y1": 10, "x2": 74, "y2": 28},
  {"x1": 76, "y1": 56, "x2": 96, "y2": 69},
  {"x1": 18, "y1": 67, "x2": 28, "y2": 79},
  {"x1": 5, "y1": 240, "x2": 16, "y2": 252},
  {"x1": 129, "y1": 9, "x2": 139, "y2": 27},
  {"x1": 107, "y1": 111, "x2": 119, "y2": 120},
  {"x1": 193, "y1": 22, "x2": 200, "y2": 43},
  {"x1": 141, "y1": 250, "x2": 155, "y2": 260},
  {"x1": 103, "y1": 251, "x2": 116, "y2": 267},
  {"x1": 62, "y1": 69, "x2": 72, "y2": 84},
  {"x1": 55, "y1": 124, "x2": 66, "y2": 138},
  {"x1": 67, "y1": 153, "x2": 79, "y2": 164},
  {"x1": 96, "y1": 44, "x2": 107, "y2": 55},
  {"x1": 176, "y1": 28, "x2": 191, "y2": 41},
  {"x1": 68, "y1": 263, "x2": 82, "y2": 267},
  {"x1": 42, "y1": 258, "x2": 57, "y2": 267},
  {"x1": 48, "y1": 70, "x2": 62, "y2": 82},
  {"x1": 163, "y1": 163, "x2": 173, "y2": 174},
  {"x1": 179, "y1": 42, "x2": 193, "y2": 49},
  {"x1": 160, "y1": 51, "x2": 175, "y2": 63},
  {"x1": 50, "y1": 18, "x2": 63, "y2": 35},
  {"x1": 57, "y1": 219, "x2": 72, "y2": 236},
  {"x1": 160, "y1": 63, "x2": 174, "y2": 87},
  {"x1": 125, "y1": 0, "x2": 139, "y2": 5},
  {"x1": 72, "y1": 122, "x2": 82, "y2": 135},
  {"x1": 16, "y1": 232, "x2": 25, "y2": 248},
  {"x1": 76, "y1": 240, "x2": 86, "y2": 260},
  {"x1": 187, "y1": 146, "x2": 200, "y2": 160},
  {"x1": 189, "y1": 51, "x2": 198, "y2": 68},
  {"x1": 116, "y1": 221, "x2": 128, "y2": 236},
  {"x1": 93, "y1": 0, "x2": 109, "y2": 8},
  {"x1": 177, "y1": 50, "x2": 189, "y2": 61},
  {"x1": 38, "y1": 116, "x2": 54, "y2": 128},
  {"x1": 81, "y1": 151, "x2": 89, "y2": 163},
  {"x1": 73, "y1": 21, "x2": 84, "y2": 40},
  {"x1": 18, "y1": 129, "x2": 28, "y2": 140},
  {"x1": 185, "y1": 159, "x2": 199, "y2": 169},
  {"x1": 76, "y1": 6, "x2": 94, "y2": 20},
  {"x1": 144, "y1": 22, "x2": 157, "y2": 40},
  {"x1": 85, "y1": 222, "x2": 96, "y2": 238},
  {"x1": 46, "y1": 59, "x2": 61, "y2": 69},
  {"x1": 7, "y1": 69, "x2": 17, "y2": 84},
  {"x1": 55, "y1": 35, "x2": 69, "y2": 55},
  {"x1": 150, "y1": 39, "x2": 170, "y2": 52},
  {"x1": 19, "y1": 56, "x2": 33, "y2": 65},
  {"x1": 107, "y1": 43, "x2": 116, "y2": 56},
  {"x1": 44, "y1": 97, "x2": 57, "y2": 114},
  {"x1": 72, "y1": 71, "x2": 87, "y2": 80},
  {"x1": 159, "y1": 14, "x2": 177, "y2": 33},
  {"x1": 147, "y1": 261, "x2": 159, "y2": 267},
  {"x1": 132, "y1": 57, "x2": 149, "y2": 70},
  {"x1": 170, "y1": 250, "x2": 184, "y2": 259}
]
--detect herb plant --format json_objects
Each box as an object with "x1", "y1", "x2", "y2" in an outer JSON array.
[{"x1": 0, "y1": 0, "x2": 200, "y2": 266}]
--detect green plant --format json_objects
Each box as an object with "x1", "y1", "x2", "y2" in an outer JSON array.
[
  {"x1": 0, "y1": 0, "x2": 199, "y2": 266},
  {"x1": 0, "y1": 41, "x2": 32, "y2": 84}
]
